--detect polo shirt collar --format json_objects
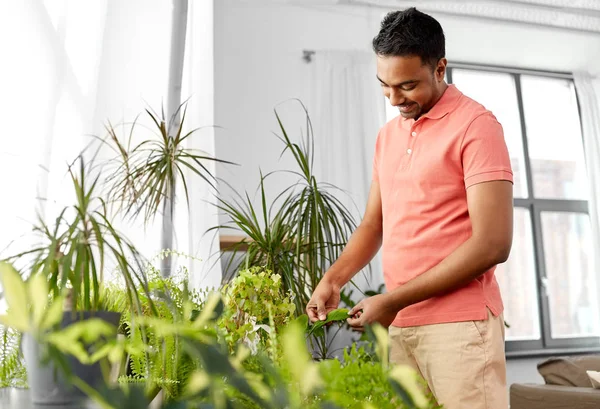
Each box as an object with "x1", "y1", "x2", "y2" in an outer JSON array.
[{"x1": 401, "y1": 84, "x2": 462, "y2": 125}]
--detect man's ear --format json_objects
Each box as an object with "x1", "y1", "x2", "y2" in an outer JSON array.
[{"x1": 436, "y1": 58, "x2": 448, "y2": 82}]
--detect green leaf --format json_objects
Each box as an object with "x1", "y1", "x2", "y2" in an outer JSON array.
[
  {"x1": 388, "y1": 365, "x2": 429, "y2": 408},
  {"x1": 0, "y1": 262, "x2": 29, "y2": 332},
  {"x1": 307, "y1": 308, "x2": 349, "y2": 336},
  {"x1": 40, "y1": 299, "x2": 64, "y2": 331},
  {"x1": 0, "y1": 315, "x2": 28, "y2": 333},
  {"x1": 193, "y1": 292, "x2": 223, "y2": 328},
  {"x1": 46, "y1": 333, "x2": 90, "y2": 364},
  {"x1": 368, "y1": 323, "x2": 390, "y2": 367},
  {"x1": 324, "y1": 308, "x2": 349, "y2": 323},
  {"x1": 282, "y1": 321, "x2": 321, "y2": 396},
  {"x1": 27, "y1": 274, "x2": 49, "y2": 328},
  {"x1": 185, "y1": 371, "x2": 210, "y2": 395}
]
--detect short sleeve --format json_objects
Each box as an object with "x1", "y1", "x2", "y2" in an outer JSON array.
[{"x1": 461, "y1": 113, "x2": 513, "y2": 189}]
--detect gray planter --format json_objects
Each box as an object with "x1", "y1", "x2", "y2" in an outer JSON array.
[{"x1": 22, "y1": 311, "x2": 120, "y2": 405}]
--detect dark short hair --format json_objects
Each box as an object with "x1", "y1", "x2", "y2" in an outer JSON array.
[{"x1": 372, "y1": 8, "x2": 445, "y2": 67}]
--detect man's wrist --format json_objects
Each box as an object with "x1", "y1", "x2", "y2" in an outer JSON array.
[
  {"x1": 386, "y1": 287, "x2": 408, "y2": 312},
  {"x1": 321, "y1": 268, "x2": 347, "y2": 289}
]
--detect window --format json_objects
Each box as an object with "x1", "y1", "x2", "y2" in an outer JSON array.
[{"x1": 385, "y1": 64, "x2": 599, "y2": 354}]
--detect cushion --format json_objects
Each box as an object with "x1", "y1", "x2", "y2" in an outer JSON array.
[
  {"x1": 537, "y1": 356, "x2": 600, "y2": 387},
  {"x1": 573, "y1": 356, "x2": 600, "y2": 372},
  {"x1": 587, "y1": 371, "x2": 600, "y2": 389}
]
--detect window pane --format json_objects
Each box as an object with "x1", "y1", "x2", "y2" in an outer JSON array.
[
  {"x1": 541, "y1": 212, "x2": 600, "y2": 338},
  {"x1": 521, "y1": 77, "x2": 588, "y2": 200},
  {"x1": 496, "y1": 208, "x2": 540, "y2": 341},
  {"x1": 451, "y1": 69, "x2": 528, "y2": 198}
]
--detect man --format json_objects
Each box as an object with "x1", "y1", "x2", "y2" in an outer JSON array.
[{"x1": 306, "y1": 7, "x2": 513, "y2": 409}]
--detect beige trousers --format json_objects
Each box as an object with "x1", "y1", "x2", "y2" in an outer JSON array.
[{"x1": 389, "y1": 309, "x2": 508, "y2": 409}]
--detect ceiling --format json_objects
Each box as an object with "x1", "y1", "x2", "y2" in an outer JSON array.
[{"x1": 283, "y1": 0, "x2": 600, "y2": 33}]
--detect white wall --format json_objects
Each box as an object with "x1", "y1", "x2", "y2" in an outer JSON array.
[
  {"x1": 214, "y1": 0, "x2": 600, "y2": 386},
  {"x1": 214, "y1": 1, "x2": 381, "y2": 214},
  {"x1": 214, "y1": 0, "x2": 600, "y2": 219}
]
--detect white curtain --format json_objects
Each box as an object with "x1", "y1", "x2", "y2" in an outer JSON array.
[
  {"x1": 178, "y1": 0, "x2": 222, "y2": 290},
  {"x1": 0, "y1": 0, "x2": 220, "y2": 290},
  {"x1": 309, "y1": 50, "x2": 387, "y2": 296},
  {"x1": 574, "y1": 72, "x2": 600, "y2": 303}
]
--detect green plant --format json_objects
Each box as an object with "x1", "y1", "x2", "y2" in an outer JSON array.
[
  {"x1": 40, "y1": 284, "x2": 432, "y2": 409},
  {"x1": 0, "y1": 261, "x2": 109, "y2": 380},
  {"x1": 215, "y1": 101, "x2": 365, "y2": 359},
  {"x1": 0, "y1": 326, "x2": 27, "y2": 388},
  {"x1": 4, "y1": 156, "x2": 150, "y2": 314},
  {"x1": 0, "y1": 262, "x2": 64, "y2": 337},
  {"x1": 218, "y1": 266, "x2": 296, "y2": 355},
  {"x1": 273, "y1": 101, "x2": 358, "y2": 304},
  {"x1": 102, "y1": 252, "x2": 207, "y2": 402},
  {"x1": 100, "y1": 102, "x2": 233, "y2": 276},
  {"x1": 314, "y1": 343, "x2": 397, "y2": 409},
  {"x1": 216, "y1": 101, "x2": 359, "y2": 310},
  {"x1": 292, "y1": 309, "x2": 353, "y2": 360}
]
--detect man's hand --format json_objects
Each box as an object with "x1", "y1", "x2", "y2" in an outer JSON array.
[
  {"x1": 306, "y1": 278, "x2": 341, "y2": 322},
  {"x1": 346, "y1": 293, "x2": 398, "y2": 330}
]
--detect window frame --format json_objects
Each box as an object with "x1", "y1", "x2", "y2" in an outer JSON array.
[{"x1": 446, "y1": 63, "x2": 599, "y2": 357}]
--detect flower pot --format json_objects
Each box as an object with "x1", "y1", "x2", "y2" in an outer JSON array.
[{"x1": 22, "y1": 310, "x2": 121, "y2": 405}]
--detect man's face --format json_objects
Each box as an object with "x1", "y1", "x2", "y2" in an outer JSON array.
[{"x1": 376, "y1": 55, "x2": 446, "y2": 120}]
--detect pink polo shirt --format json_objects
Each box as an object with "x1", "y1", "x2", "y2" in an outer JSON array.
[{"x1": 372, "y1": 85, "x2": 513, "y2": 327}]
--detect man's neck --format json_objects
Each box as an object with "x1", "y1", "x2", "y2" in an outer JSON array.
[{"x1": 415, "y1": 82, "x2": 449, "y2": 120}]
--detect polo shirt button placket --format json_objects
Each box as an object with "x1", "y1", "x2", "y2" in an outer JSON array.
[{"x1": 407, "y1": 129, "x2": 417, "y2": 161}]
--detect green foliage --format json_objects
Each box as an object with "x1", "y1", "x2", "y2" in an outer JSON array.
[
  {"x1": 100, "y1": 102, "x2": 234, "y2": 225},
  {"x1": 218, "y1": 266, "x2": 295, "y2": 355},
  {"x1": 43, "y1": 284, "x2": 434, "y2": 409},
  {"x1": 215, "y1": 101, "x2": 360, "y2": 317},
  {"x1": 45, "y1": 318, "x2": 119, "y2": 365},
  {"x1": 0, "y1": 326, "x2": 27, "y2": 388},
  {"x1": 214, "y1": 101, "x2": 366, "y2": 360},
  {"x1": 104, "y1": 255, "x2": 208, "y2": 402},
  {"x1": 311, "y1": 343, "x2": 440, "y2": 409},
  {"x1": 3, "y1": 156, "x2": 149, "y2": 313},
  {"x1": 313, "y1": 344, "x2": 397, "y2": 409},
  {"x1": 215, "y1": 175, "x2": 298, "y2": 299},
  {"x1": 273, "y1": 101, "x2": 357, "y2": 308},
  {"x1": 0, "y1": 262, "x2": 64, "y2": 335}
]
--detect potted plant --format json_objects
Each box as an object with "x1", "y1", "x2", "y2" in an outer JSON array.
[
  {"x1": 30, "y1": 284, "x2": 432, "y2": 409},
  {"x1": 99, "y1": 101, "x2": 234, "y2": 277},
  {"x1": 1, "y1": 156, "x2": 150, "y2": 404},
  {"x1": 215, "y1": 101, "x2": 366, "y2": 358},
  {"x1": 0, "y1": 98, "x2": 232, "y2": 404}
]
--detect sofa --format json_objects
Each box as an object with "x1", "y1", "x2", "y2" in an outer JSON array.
[{"x1": 509, "y1": 355, "x2": 600, "y2": 409}]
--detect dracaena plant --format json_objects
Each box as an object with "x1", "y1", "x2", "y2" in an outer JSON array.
[
  {"x1": 273, "y1": 101, "x2": 358, "y2": 304},
  {"x1": 216, "y1": 101, "x2": 358, "y2": 308},
  {"x1": 214, "y1": 100, "x2": 362, "y2": 358},
  {"x1": 4, "y1": 156, "x2": 151, "y2": 314},
  {"x1": 99, "y1": 101, "x2": 234, "y2": 276}
]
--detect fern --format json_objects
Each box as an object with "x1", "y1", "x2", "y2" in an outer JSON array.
[
  {"x1": 109, "y1": 253, "x2": 206, "y2": 402},
  {"x1": 0, "y1": 326, "x2": 27, "y2": 388}
]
